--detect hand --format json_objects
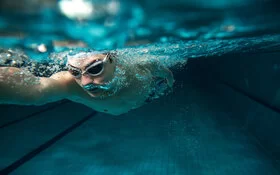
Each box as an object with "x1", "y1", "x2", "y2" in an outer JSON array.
[{"x1": 166, "y1": 69, "x2": 175, "y2": 88}]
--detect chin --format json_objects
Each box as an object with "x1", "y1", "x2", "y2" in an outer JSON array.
[
  {"x1": 87, "y1": 91, "x2": 101, "y2": 97},
  {"x1": 86, "y1": 90, "x2": 106, "y2": 98}
]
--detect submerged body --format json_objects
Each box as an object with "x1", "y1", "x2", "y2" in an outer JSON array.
[{"x1": 0, "y1": 51, "x2": 174, "y2": 115}]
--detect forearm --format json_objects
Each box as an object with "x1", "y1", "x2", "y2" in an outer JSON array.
[{"x1": 0, "y1": 67, "x2": 67, "y2": 105}]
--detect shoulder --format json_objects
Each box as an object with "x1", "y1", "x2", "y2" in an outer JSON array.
[
  {"x1": 50, "y1": 71, "x2": 75, "y2": 85},
  {"x1": 50, "y1": 71, "x2": 90, "y2": 98},
  {"x1": 38, "y1": 71, "x2": 76, "y2": 95},
  {"x1": 50, "y1": 71, "x2": 72, "y2": 80}
]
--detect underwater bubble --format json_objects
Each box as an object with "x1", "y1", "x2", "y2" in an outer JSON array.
[{"x1": 37, "y1": 44, "x2": 47, "y2": 53}]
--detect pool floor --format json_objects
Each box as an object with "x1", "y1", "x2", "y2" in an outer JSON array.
[{"x1": 0, "y1": 74, "x2": 279, "y2": 175}]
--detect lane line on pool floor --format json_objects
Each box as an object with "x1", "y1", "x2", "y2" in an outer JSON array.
[
  {"x1": 0, "y1": 100, "x2": 70, "y2": 129},
  {"x1": 219, "y1": 80, "x2": 280, "y2": 114},
  {"x1": 0, "y1": 111, "x2": 97, "y2": 174}
]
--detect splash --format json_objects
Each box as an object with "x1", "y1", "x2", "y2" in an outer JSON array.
[
  {"x1": 115, "y1": 34, "x2": 280, "y2": 69},
  {"x1": 1, "y1": 34, "x2": 280, "y2": 78}
]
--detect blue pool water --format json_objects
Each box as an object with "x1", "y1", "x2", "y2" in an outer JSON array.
[{"x1": 0, "y1": 0, "x2": 280, "y2": 174}]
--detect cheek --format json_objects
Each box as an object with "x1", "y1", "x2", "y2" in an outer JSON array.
[
  {"x1": 93, "y1": 76, "x2": 106, "y2": 84},
  {"x1": 95, "y1": 70, "x2": 114, "y2": 83},
  {"x1": 75, "y1": 79, "x2": 82, "y2": 86},
  {"x1": 101, "y1": 65, "x2": 114, "y2": 82}
]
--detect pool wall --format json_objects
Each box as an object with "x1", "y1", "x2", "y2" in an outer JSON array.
[{"x1": 188, "y1": 52, "x2": 280, "y2": 164}]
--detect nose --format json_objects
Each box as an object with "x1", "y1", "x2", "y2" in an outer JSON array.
[{"x1": 81, "y1": 75, "x2": 94, "y2": 86}]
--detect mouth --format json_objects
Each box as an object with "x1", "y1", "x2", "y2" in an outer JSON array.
[
  {"x1": 83, "y1": 84, "x2": 100, "y2": 93},
  {"x1": 88, "y1": 87, "x2": 100, "y2": 93},
  {"x1": 83, "y1": 83, "x2": 113, "y2": 96}
]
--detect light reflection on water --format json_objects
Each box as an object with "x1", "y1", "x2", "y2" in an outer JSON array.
[{"x1": 0, "y1": 0, "x2": 279, "y2": 62}]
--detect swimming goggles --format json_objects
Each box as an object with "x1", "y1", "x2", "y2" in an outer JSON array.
[{"x1": 67, "y1": 53, "x2": 110, "y2": 78}]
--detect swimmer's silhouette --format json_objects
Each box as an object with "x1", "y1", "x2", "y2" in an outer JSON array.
[{"x1": 0, "y1": 50, "x2": 174, "y2": 115}]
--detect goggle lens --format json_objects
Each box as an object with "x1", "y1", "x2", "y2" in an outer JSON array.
[
  {"x1": 87, "y1": 61, "x2": 104, "y2": 75},
  {"x1": 67, "y1": 60, "x2": 105, "y2": 78}
]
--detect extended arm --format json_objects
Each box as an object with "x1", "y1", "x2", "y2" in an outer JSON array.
[{"x1": 0, "y1": 67, "x2": 72, "y2": 105}]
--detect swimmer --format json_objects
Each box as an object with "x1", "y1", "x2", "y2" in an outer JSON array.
[{"x1": 0, "y1": 50, "x2": 174, "y2": 115}]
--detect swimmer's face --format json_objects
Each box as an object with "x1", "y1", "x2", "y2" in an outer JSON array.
[{"x1": 67, "y1": 53, "x2": 116, "y2": 97}]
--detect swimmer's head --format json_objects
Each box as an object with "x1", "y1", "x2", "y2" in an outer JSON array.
[{"x1": 67, "y1": 51, "x2": 116, "y2": 98}]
